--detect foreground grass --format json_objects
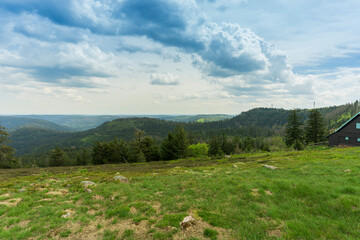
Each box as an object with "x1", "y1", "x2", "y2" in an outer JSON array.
[{"x1": 1, "y1": 147, "x2": 360, "y2": 239}]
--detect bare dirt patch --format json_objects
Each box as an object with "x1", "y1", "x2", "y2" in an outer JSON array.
[
  {"x1": 174, "y1": 216, "x2": 230, "y2": 240},
  {"x1": 0, "y1": 193, "x2": 11, "y2": 198},
  {"x1": 0, "y1": 198, "x2": 22, "y2": 207},
  {"x1": 268, "y1": 228, "x2": 282, "y2": 238},
  {"x1": 130, "y1": 206, "x2": 138, "y2": 215},
  {"x1": 93, "y1": 194, "x2": 105, "y2": 200},
  {"x1": 88, "y1": 209, "x2": 97, "y2": 215},
  {"x1": 251, "y1": 188, "x2": 260, "y2": 197},
  {"x1": 46, "y1": 189, "x2": 68, "y2": 196}
]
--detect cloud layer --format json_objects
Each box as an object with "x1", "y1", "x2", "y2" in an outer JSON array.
[{"x1": 0, "y1": 0, "x2": 358, "y2": 114}]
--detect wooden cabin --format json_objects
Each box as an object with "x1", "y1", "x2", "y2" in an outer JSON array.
[{"x1": 328, "y1": 112, "x2": 360, "y2": 147}]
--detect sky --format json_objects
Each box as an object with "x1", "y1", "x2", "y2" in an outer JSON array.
[{"x1": 0, "y1": 0, "x2": 359, "y2": 115}]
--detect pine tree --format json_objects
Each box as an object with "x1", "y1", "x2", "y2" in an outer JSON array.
[
  {"x1": 305, "y1": 109, "x2": 325, "y2": 144},
  {"x1": 161, "y1": 133, "x2": 177, "y2": 160},
  {"x1": 92, "y1": 141, "x2": 105, "y2": 165},
  {"x1": 173, "y1": 125, "x2": 188, "y2": 158},
  {"x1": 49, "y1": 147, "x2": 67, "y2": 167},
  {"x1": 0, "y1": 125, "x2": 18, "y2": 168},
  {"x1": 76, "y1": 149, "x2": 90, "y2": 166},
  {"x1": 208, "y1": 136, "x2": 223, "y2": 156},
  {"x1": 285, "y1": 110, "x2": 304, "y2": 150},
  {"x1": 161, "y1": 125, "x2": 189, "y2": 160}
]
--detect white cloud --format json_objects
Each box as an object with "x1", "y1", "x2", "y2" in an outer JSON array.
[{"x1": 149, "y1": 73, "x2": 180, "y2": 85}]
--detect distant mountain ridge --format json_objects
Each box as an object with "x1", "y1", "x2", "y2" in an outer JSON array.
[
  {"x1": 0, "y1": 116, "x2": 72, "y2": 132},
  {"x1": 12, "y1": 114, "x2": 233, "y2": 131},
  {"x1": 7, "y1": 100, "x2": 360, "y2": 156}
]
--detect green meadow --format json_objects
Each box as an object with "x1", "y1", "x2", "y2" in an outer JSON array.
[{"x1": 1, "y1": 147, "x2": 360, "y2": 239}]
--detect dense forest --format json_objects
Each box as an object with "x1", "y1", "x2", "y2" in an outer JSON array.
[{"x1": 0, "y1": 100, "x2": 359, "y2": 168}]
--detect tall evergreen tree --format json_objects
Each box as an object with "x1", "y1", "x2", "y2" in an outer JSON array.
[
  {"x1": 161, "y1": 132, "x2": 177, "y2": 160},
  {"x1": 49, "y1": 147, "x2": 67, "y2": 167},
  {"x1": 285, "y1": 110, "x2": 305, "y2": 150},
  {"x1": 305, "y1": 109, "x2": 325, "y2": 144},
  {"x1": 161, "y1": 125, "x2": 189, "y2": 160},
  {"x1": 173, "y1": 125, "x2": 188, "y2": 158},
  {"x1": 92, "y1": 141, "x2": 105, "y2": 165},
  {"x1": 129, "y1": 130, "x2": 158, "y2": 162},
  {"x1": 0, "y1": 125, "x2": 19, "y2": 168},
  {"x1": 76, "y1": 149, "x2": 90, "y2": 166},
  {"x1": 208, "y1": 135, "x2": 223, "y2": 156}
]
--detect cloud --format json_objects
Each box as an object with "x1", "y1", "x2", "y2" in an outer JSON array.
[
  {"x1": 12, "y1": 13, "x2": 86, "y2": 43},
  {"x1": 0, "y1": 40, "x2": 115, "y2": 89},
  {"x1": 115, "y1": 0, "x2": 205, "y2": 52},
  {"x1": 1, "y1": 0, "x2": 292, "y2": 82},
  {"x1": 113, "y1": 1, "x2": 291, "y2": 83},
  {"x1": 0, "y1": 0, "x2": 113, "y2": 34},
  {"x1": 0, "y1": 0, "x2": 316, "y2": 104},
  {"x1": 183, "y1": 91, "x2": 233, "y2": 100},
  {"x1": 149, "y1": 73, "x2": 180, "y2": 85}
]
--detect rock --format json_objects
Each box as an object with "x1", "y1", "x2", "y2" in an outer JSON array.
[
  {"x1": 86, "y1": 188, "x2": 92, "y2": 193},
  {"x1": 61, "y1": 209, "x2": 74, "y2": 218},
  {"x1": 344, "y1": 169, "x2": 352, "y2": 173},
  {"x1": 114, "y1": 175, "x2": 129, "y2": 183},
  {"x1": 263, "y1": 165, "x2": 278, "y2": 170},
  {"x1": 80, "y1": 181, "x2": 95, "y2": 187},
  {"x1": 180, "y1": 215, "x2": 195, "y2": 230},
  {"x1": 224, "y1": 155, "x2": 231, "y2": 158},
  {"x1": 18, "y1": 189, "x2": 27, "y2": 193},
  {"x1": 233, "y1": 164, "x2": 238, "y2": 168},
  {"x1": 61, "y1": 213, "x2": 70, "y2": 218}
]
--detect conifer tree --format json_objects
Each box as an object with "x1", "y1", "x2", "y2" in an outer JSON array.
[
  {"x1": 285, "y1": 110, "x2": 304, "y2": 150},
  {"x1": 49, "y1": 147, "x2": 67, "y2": 167},
  {"x1": 161, "y1": 125, "x2": 189, "y2": 160},
  {"x1": 208, "y1": 135, "x2": 223, "y2": 156},
  {"x1": 305, "y1": 109, "x2": 325, "y2": 144},
  {"x1": 76, "y1": 149, "x2": 90, "y2": 166},
  {"x1": 0, "y1": 125, "x2": 18, "y2": 168}
]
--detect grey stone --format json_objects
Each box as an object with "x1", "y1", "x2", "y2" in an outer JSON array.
[
  {"x1": 80, "y1": 181, "x2": 95, "y2": 187},
  {"x1": 61, "y1": 212, "x2": 71, "y2": 218},
  {"x1": 263, "y1": 165, "x2": 278, "y2": 170},
  {"x1": 18, "y1": 189, "x2": 27, "y2": 193},
  {"x1": 180, "y1": 215, "x2": 195, "y2": 230},
  {"x1": 114, "y1": 175, "x2": 129, "y2": 183}
]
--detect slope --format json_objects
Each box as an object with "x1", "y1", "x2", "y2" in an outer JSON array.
[
  {"x1": 0, "y1": 116, "x2": 72, "y2": 132},
  {"x1": 8, "y1": 100, "x2": 360, "y2": 156}
]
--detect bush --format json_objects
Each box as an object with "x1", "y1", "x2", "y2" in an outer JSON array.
[{"x1": 186, "y1": 143, "x2": 208, "y2": 158}]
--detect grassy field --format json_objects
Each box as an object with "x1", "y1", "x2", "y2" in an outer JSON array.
[{"x1": 1, "y1": 147, "x2": 360, "y2": 239}]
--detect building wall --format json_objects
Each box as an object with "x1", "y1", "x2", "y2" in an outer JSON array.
[{"x1": 328, "y1": 115, "x2": 360, "y2": 146}]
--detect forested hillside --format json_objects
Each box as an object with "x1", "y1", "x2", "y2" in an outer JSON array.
[
  {"x1": 17, "y1": 114, "x2": 232, "y2": 131},
  {"x1": 0, "y1": 116, "x2": 72, "y2": 132},
  {"x1": 7, "y1": 100, "x2": 360, "y2": 156}
]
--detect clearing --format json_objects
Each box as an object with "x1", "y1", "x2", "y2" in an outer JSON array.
[{"x1": 1, "y1": 147, "x2": 360, "y2": 239}]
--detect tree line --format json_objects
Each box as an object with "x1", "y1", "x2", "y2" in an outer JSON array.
[
  {"x1": 285, "y1": 109, "x2": 325, "y2": 150},
  {"x1": 0, "y1": 108, "x2": 327, "y2": 168}
]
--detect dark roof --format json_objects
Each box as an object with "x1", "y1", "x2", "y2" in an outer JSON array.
[{"x1": 328, "y1": 112, "x2": 360, "y2": 137}]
